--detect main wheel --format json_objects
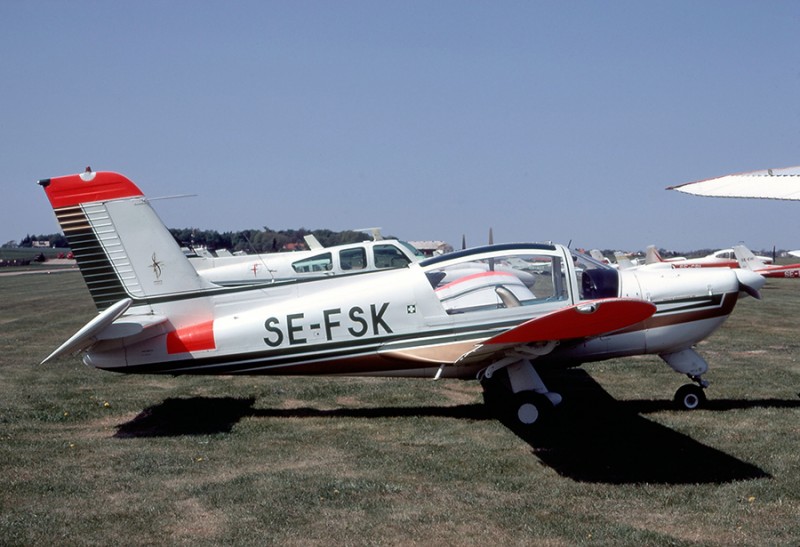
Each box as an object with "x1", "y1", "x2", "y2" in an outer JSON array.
[
  {"x1": 674, "y1": 383, "x2": 706, "y2": 410},
  {"x1": 513, "y1": 391, "x2": 553, "y2": 427}
]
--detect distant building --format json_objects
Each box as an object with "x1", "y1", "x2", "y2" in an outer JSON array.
[{"x1": 31, "y1": 241, "x2": 51, "y2": 248}]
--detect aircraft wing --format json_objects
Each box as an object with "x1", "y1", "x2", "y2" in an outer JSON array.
[
  {"x1": 377, "y1": 298, "x2": 656, "y2": 368},
  {"x1": 668, "y1": 166, "x2": 800, "y2": 200},
  {"x1": 455, "y1": 298, "x2": 656, "y2": 365}
]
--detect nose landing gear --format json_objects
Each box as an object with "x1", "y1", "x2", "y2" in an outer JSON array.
[
  {"x1": 660, "y1": 349, "x2": 711, "y2": 410},
  {"x1": 674, "y1": 382, "x2": 707, "y2": 410}
]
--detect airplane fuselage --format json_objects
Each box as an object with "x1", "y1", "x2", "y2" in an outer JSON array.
[{"x1": 85, "y1": 244, "x2": 750, "y2": 380}]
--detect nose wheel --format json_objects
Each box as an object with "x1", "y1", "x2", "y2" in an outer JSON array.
[{"x1": 673, "y1": 383, "x2": 707, "y2": 410}]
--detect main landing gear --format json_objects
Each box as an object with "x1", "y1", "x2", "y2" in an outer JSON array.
[{"x1": 480, "y1": 345, "x2": 562, "y2": 429}]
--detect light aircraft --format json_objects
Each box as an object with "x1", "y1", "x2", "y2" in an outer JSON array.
[
  {"x1": 644, "y1": 245, "x2": 769, "y2": 269},
  {"x1": 188, "y1": 234, "x2": 424, "y2": 286},
  {"x1": 644, "y1": 246, "x2": 731, "y2": 268},
  {"x1": 733, "y1": 245, "x2": 800, "y2": 278},
  {"x1": 38, "y1": 170, "x2": 766, "y2": 426}
]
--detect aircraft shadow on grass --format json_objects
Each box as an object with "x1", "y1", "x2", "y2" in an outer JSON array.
[{"x1": 114, "y1": 369, "x2": 799, "y2": 485}]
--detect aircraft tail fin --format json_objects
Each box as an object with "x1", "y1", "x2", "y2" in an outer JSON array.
[
  {"x1": 613, "y1": 252, "x2": 635, "y2": 270},
  {"x1": 732, "y1": 244, "x2": 767, "y2": 271},
  {"x1": 645, "y1": 245, "x2": 664, "y2": 264},
  {"x1": 304, "y1": 234, "x2": 324, "y2": 250},
  {"x1": 589, "y1": 249, "x2": 609, "y2": 264},
  {"x1": 39, "y1": 170, "x2": 218, "y2": 311}
]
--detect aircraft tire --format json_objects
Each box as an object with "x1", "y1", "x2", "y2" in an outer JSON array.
[
  {"x1": 513, "y1": 391, "x2": 552, "y2": 427},
  {"x1": 674, "y1": 384, "x2": 706, "y2": 410}
]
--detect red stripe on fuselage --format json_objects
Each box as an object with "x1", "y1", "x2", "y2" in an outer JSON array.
[
  {"x1": 167, "y1": 321, "x2": 216, "y2": 354},
  {"x1": 42, "y1": 172, "x2": 144, "y2": 209}
]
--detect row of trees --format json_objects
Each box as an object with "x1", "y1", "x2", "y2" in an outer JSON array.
[
  {"x1": 7, "y1": 228, "x2": 373, "y2": 254},
  {"x1": 168, "y1": 227, "x2": 372, "y2": 253}
]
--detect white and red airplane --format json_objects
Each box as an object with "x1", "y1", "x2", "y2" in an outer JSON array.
[
  {"x1": 733, "y1": 245, "x2": 800, "y2": 278},
  {"x1": 188, "y1": 235, "x2": 424, "y2": 286},
  {"x1": 643, "y1": 245, "x2": 772, "y2": 269},
  {"x1": 38, "y1": 170, "x2": 766, "y2": 426}
]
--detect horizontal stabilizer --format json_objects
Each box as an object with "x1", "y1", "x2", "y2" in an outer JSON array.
[
  {"x1": 41, "y1": 298, "x2": 132, "y2": 364},
  {"x1": 95, "y1": 314, "x2": 169, "y2": 340}
]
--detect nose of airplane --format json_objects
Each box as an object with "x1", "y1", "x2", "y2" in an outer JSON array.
[{"x1": 734, "y1": 268, "x2": 766, "y2": 299}]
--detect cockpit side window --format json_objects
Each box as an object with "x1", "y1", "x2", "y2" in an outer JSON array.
[
  {"x1": 374, "y1": 244, "x2": 411, "y2": 269},
  {"x1": 340, "y1": 248, "x2": 366, "y2": 270},
  {"x1": 292, "y1": 252, "x2": 332, "y2": 273}
]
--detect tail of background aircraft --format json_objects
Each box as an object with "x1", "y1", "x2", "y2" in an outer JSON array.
[
  {"x1": 644, "y1": 245, "x2": 663, "y2": 264},
  {"x1": 39, "y1": 170, "x2": 217, "y2": 311},
  {"x1": 732, "y1": 244, "x2": 767, "y2": 271}
]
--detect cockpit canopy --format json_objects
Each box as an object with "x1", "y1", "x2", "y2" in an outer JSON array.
[{"x1": 419, "y1": 244, "x2": 620, "y2": 315}]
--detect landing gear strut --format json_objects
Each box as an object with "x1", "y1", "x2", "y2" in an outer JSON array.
[{"x1": 480, "y1": 345, "x2": 561, "y2": 428}]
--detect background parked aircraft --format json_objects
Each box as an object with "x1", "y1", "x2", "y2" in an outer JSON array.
[
  {"x1": 734, "y1": 245, "x2": 800, "y2": 278},
  {"x1": 189, "y1": 236, "x2": 424, "y2": 286}
]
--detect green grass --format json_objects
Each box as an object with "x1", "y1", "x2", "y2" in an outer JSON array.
[{"x1": 1, "y1": 272, "x2": 799, "y2": 545}]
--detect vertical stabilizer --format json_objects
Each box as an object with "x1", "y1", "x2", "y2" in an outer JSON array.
[
  {"x1": 645, "y1": 245, "x2": 663, "y2": 264},
  {"x1": 39, "y1": 171, "x2": 217, "y2": 310},
  {"x1": 732, "y1": 245, "x2": 767, "y2": 271}
]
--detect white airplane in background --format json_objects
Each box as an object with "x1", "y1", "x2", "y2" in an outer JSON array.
[
  {"x1": 733, "y1": 245, "x2": 800, "y2": 278},
  {"x1": 39, "y1": 170, "x2": 766, "y2": 428},
  {"x1": 189, "y1": 234, "x2": 424, "y2": 286},
  {"x1": 644, "y1": 246, "x2": 772, "y2": 269}
]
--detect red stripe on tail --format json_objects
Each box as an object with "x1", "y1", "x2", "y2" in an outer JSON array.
[{"x1": 41, "y1": 171, "x2": 144, "y2": 209}]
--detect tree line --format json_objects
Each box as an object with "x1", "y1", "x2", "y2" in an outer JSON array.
[{"x1": 7, "y1": 228, "x2": 372, "y2": 253}]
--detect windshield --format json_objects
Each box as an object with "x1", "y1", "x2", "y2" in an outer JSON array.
[{"x1": 397, "y1": 240, "x2": 425, "y2": 259}]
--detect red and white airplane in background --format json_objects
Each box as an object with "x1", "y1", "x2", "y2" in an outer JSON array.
[
  {"x1": 38, "y1": 170, "x2": 766, "y2": 426},
  {"x1": 733, "y1": 245, "x2": 800, "y2": 278},
  {"x1": 644, "y1": 245, "x2": 772, "y2": 269}
]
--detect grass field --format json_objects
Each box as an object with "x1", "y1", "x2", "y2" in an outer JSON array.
[{"x1": 1, "y1": 271, "x2": 798, "y2": 545}]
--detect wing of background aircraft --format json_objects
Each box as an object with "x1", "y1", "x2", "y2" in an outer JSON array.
[{"x1": 668, "y1": 166, "x2": 800, "y2": 200}]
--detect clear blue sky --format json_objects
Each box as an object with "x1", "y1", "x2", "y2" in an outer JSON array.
[{"x1": 3, "y1": 1, "x2": 799, "y2": 252}]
